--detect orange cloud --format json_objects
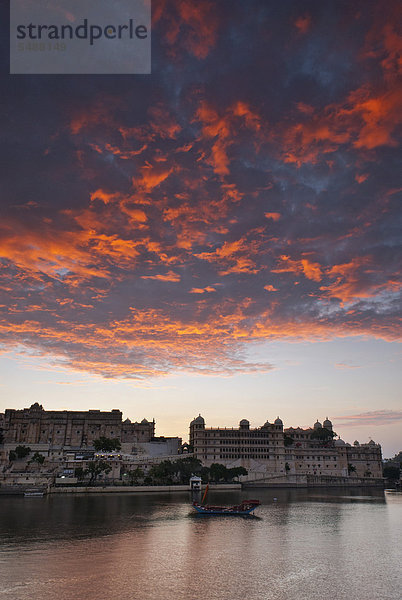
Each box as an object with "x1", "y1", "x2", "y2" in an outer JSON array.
[
  {"x1": 277, "y1": 20, "x2": 402, "y2": 165},
  {"x1": 195, "y1": 100, "x2": 262, "y2": 175},
  {"x1": 153, "y1": 0, "x2": 219, "y2": 60},
  {"x1": 318, "y1": 257, "x2": 401, "y2": 304},
  {"x1": 265, "y1": 212, "x2": 281, "y2": 221},
  {"x1": 189, "y1": 286, "x2": 216, "y2": 294},
  {"x1": 141, "y1": 271, "x2": 181, "y2": 282},
  {"x1": 355, "y1": 173, "x2": 369, "y2": 184},
  {"x1": 272, "y1": 255, "x2": 323, "y2": 282},
  {"x1": 195, "y1": 231, "x2": 264, "y2": 276},
  {"x1": 134, "y1": 165, "x2": 175, "y2": 193}
]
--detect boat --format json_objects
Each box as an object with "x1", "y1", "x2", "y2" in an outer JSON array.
[
  {"x1": 192, "y1": 499, "x2": 260, "y2": 515},
  {"x1": 24, "y1": 489, "x2": 45, "y2": 497}
]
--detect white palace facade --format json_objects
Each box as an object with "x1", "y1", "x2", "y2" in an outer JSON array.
[{"x1": 190, "y1": 415, "x2": 383, "y2": 481}]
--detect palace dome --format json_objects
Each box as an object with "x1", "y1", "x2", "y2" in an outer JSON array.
[
  {"x1": 191, "y1": 414, "x2": 205, "y2": 426},
  {"x1": 334, "y1": 438, "x2": 346, "y2": 446},
  {"x1": 274, "y1": 417, "x2": 283, "y2": 425},
  {"x1": 314, "y1": 420, "x2": 322, "y2": 429}
]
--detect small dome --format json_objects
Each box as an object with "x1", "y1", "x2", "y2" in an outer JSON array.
[
  {"x1": 274, "y1": 416, "x2": 283, "y2": 425},
  {"x1": 368, "y1": 439, "x2": 376, "y2": 446},
  {"x1": 323, "y1": 417, "x2": 332, "y2": 427},
  {"x1": 334, "y1": 438, "x2": 346, "y2": 446},
  {"x1": 191, "y1": 414, "x2": 205, "y2": 426},
  {"x1": 262, "y1": 420, "x2": 271, "y2": 427},
  {"x1": 354, "y1": 440, "x2": 359, "y2": 446},
  {"x1": 314, "y1": 420, "x2": 322, "y2": 430},
  {"x1": 240, "y1": 419, "x2": 249, "y2": 425},
  {"x1": 141, "y1": 418, "x2": 149, "y2": 424}
]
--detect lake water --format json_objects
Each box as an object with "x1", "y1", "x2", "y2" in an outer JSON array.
[{"x1": 0, "y1": 488, "x2": 401, "y2": 600}]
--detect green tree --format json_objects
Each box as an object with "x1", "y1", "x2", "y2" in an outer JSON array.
[
  {"x1": 310, "y1": 428, "x2": 337, "y2": 442},
  {"x1": 200, "y1": 466, "x2": 210, "y2": 483},
  {"x1": 8, "y1": 450, "x2": 16, "y2": 462},
  {"x1": 125, "y1": 467, "x2": 144, "y2": 485},
  {"x1": 209, "y1": 463, "x2": 229, "y2": 482},
  {"x1": 173, "y1": 457, "x2": 203, "y2": 484},
  {"x1": 74, "y1": 467, "x2": 87, "y2": 482},
  {"x1": 348, "y1": 463, "x2": 356, "y2": 475},
  {"x1": 93, "y1": 437, "x2": 121, "y2": 452},
  {"x1": 148, "y1": 460, "x2": 176, "y2": 484},
  {"x1": 15, "y1": 445, "x2": 31, "y2": 459},
  {"x1": 228, "y1": 466, "x2": 248, "y2": 480},
  {"x1": 285, "y1": 462, "x2": 291, "y2": 472},
  {"x1": 30, "y1": 452, "x2": 45, "y2": 468},
  {"x1": 284, "y1": 436, "x2": 294, "y2": 447},
  {"x1": 87, "y1": 460, "x2": 111, "y2": 485}
]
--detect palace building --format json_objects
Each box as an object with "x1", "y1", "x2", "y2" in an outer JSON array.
[
  {"x1": 2, "y1": 403, "x2": 155, "y2": 449},
  {"x1": 189, "y1": 415, "x2": 383, "y2": 480},
  {"x1": 190, "y1": 415, "x2": 286, "y2": 474}
]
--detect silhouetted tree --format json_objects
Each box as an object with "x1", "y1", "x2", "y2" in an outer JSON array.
[
  {"x1": 30, "y1": 452, "x2": 45, "y2": 468},
  {"x1": 228, "y1": 466, "x2": 248, "y2": 480},
  {"x1": 87, "y1": 460, "x2": 111, "y2": 484},
  {"x1": 93, "y1": 437, "x2": 121, "y2": 452},
  {"x1": 310, "y1": 428, "x2": 336, "y2": 442},
  {"x1": 15, "y1": 445, "x2": 31, "y2": 459}
]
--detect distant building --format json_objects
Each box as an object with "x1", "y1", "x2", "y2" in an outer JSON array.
[
  {"x1": 189, "y1": 415, "x2": 383, "y2": 481},
  {"x1": 2, "y1": 403, "x2": 154, "y2": 448},
  {"x1": 189, "y1": 415, "x2": 286, "y2": 474},
  {"x1": 284, "y1": 418, "x2": 382, "y2": 478}
]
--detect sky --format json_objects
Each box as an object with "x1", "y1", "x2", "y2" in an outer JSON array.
[{"x1": 0, "y1": 0, "x2": 401, "y2": 456}]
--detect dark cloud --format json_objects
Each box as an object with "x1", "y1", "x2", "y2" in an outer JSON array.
[{"x1": 0, "y1": 0, "x2": 401, "y2": 378}]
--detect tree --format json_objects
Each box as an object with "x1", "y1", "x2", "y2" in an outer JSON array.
[
  {"x1": 284, "y1": 436, "x2": 294, "y2": 447},
  {"x1": 93, "y1": 437, "x2": 121, "y2": 452},
  {"x1": 8, "y1": 450, "x2": 16, "y2": 462},
  {"x1": 124, "y1": 467, "x2": 144, "y2": 485},
  {"x1": 74, "y1": 467, "x2": 87, "y2": 482},
  {"x1": 200, "y1": 466, "x2": 210, "y2": 483},
  {"x1": 30, "y1": 452, "x2": 45, "y2": 468},
  {"x1": 210, "y1": 463, "x2": 229, "y2": 482},
  {"x1": 228, "y1": 466, "x2": 248, "y2": 480},
  {"x1": 310, "y1": 428, "x2": 337, "y2": 442},
  {"x1": 15, "y1": 445, "x2": 31, "y2": 459},
  {"x1": 149, "y1": 460, "x2": 176, "y2": 484},
  {"x1": 173, "y1": 457, "x2": 203, "y2": 484},
  {"x1": 348, "y1": 463, "x2": 356, "y2": 475},
  {"x1": 285, "y1": 462, "x2": 291, "y2": 472},
  {"x1": 87, "y1": 460, "x2": 111, "y2": 485},
  {"x1": 147, "y1": 457, "x2": 204, "y2": 485}
]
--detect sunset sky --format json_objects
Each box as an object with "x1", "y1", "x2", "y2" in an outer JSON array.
[{"x1": 1, "y1": 0, "x2": 401, "y2": 456}]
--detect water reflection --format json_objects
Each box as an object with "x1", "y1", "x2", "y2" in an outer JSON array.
[{"x1": 0, "y1": 489, "x2": 400, "y2": 600}]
